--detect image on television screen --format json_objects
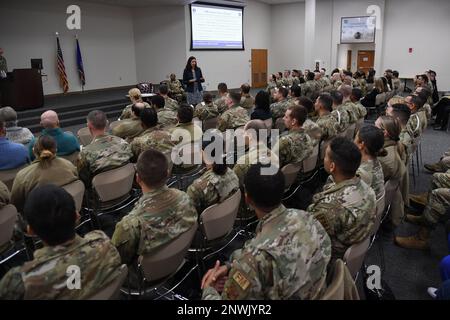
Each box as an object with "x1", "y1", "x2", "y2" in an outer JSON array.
[{"x1": 341, "y1": 16, "x2": 376, "y2": 43}]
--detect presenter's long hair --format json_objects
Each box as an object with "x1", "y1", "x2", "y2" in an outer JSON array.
[{"x1": 185, "y1": 56, "x2": 199, "y2": 71}]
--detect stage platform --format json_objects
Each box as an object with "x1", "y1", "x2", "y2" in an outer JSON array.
[{"x1": 16, "y1": 87, "x2": 132, "y2": 133}]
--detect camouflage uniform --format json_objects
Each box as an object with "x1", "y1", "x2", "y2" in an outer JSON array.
[
  {"x1": 353, "y1": 101, "x2": 367, "y2": 119},
  {"x1": 202, "y1": 205, "x2": 331, "y2": 300},
  {"x1": 356, "y1": 78, "x2": 368, "y2": 96},
  {"x1": 0, "y1": 180, "x2": 10, "y2": 209},
  {"x1": 331, "y1": 106, "x2": 350, "y2": 133},
  {"x1": 316, "y1": 113, "x2": 339, "y2": 141},
  {"x1": 233, "y1": 142, "x2": 279, "y2": 186},
  {"x1": 269, "y1": 99, "x2": 291, "y2": 120},
  {"x1": 272, "y1": 128, "x2": 314, "y2": 168},
  {"x1": 357, "y1": 159, "x2": 385, "y2": 199},
  {"x1": 0, "y1": 56, "x2": 7, "y2": 74},
  {"x1": 341, "y1": 101, "x2": 358, "y2": 124},
  {"x1": 170, "y1": 122, "x2": 203, "y2": 145},
  {"x1": 111, "y1": 186, "x2": 197, "y2": 265},
  {"x1": 164, "y1": 96, "x2": 179, "y2": 112},
  {"x1": 120, "y1": 102, "x2": 151, "y2": 120},
  {"x1": 130, "y1": 127, "x2": 175, "y2": 160},
  {"x1": 11, "y1": 158, "x2": 78, "y2": 213},
  {"x1": 217, "y1": 104, "x2": 250, "y2": 132},
  {"x1": 0, "y1": 231, "x2": 122, "y2": 299},
  {"x1": 194, "y1": 101, "x2": 220, "y2": 121},
  {"x1": 301, "y1": 81, "x2": 316, "y2": 99},
  {"x1": 307, "y1": 176, "x2": 376, "y2": 259},
  {"x1": 399, "y1": 128, "x2": 415, "y2": 157},
  {"x1": 240, "y1": 94, "x2": 255, "y2": 111},
  {"x1": 157, "y1": 108, "x2": 178, "y2": 129},
  {"x1": 111, "y1": 118, "x2": 144, "y2": 141},
  {"x1": 392, "y1": 78, "x2": 401, "y2": 92},
  {"x1": 332, "y1": 80, "x2": 342, "y2": 90},
  {"x1": 266, "y1": 81, "x2": 277, "y2": 94},
  {"x1": 187, "y1": 168, "x2": 239, "y2": 213},
  {"x1": 77, "y1": 134, "x2": 132, "y2": 188},
  {"x1": 5, "y1": 126, "x2": 34, "y2": 145},
  {"x1": 168, "y1": 79, "x2": 185, "y2": 102},
  {"x1": 215, "y1": 95, "x2": 228, "y2": 114},
  {"x1": 303, "y1": 119, "x2": 322, "y2": 147},
  {"x1": 422, "y1": 170, "x2": 450, "y2": 227},
  {"x1": 406, "y1": 110, "x2": 427, "y2": 139}
]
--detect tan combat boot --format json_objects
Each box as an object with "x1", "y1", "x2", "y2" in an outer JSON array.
[
  {"x1": 405, "y1": 213, "x2": 427, "y2": 225},
  {"x1": 409, "y1": 193, "x2": 428, "y2": 206},
  {"x1": 424, "y1": 162, "x2": 444, "y2": 173},
  {"x1": 394, "y1": 227, "x2": 430, "y2": 250}
]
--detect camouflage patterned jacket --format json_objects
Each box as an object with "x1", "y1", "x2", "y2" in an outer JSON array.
[
  {"x1": 217, "y1": 104, "x2": 250, "y2": 132},
  {"x1": 5, "y1": 126, "x2": 34, "y2": 145},
  {"x1": 356, "y1": 78, "x2": 368, "y2": 96},
  {"x1": 187, "y1": 168, "x2": 239, "y2": 214},
  {"x1": 130, "y1": 127, "x2": 175, "y2": 160},
  {"x1": 0, "y1": 231, "x2": 122, "y2": 300},
  {"x1": 111, "y1": 186, "x2": 197, "y2": 265},
  {"x1": 240, "y1": 94, "x2": 255, "y2": 111},
  {"x1": 353, "y1": 101, "x2": 367, "y2": 119},
  {"x1": 269, "y1": 99, "x2": 291, "y2": 120},
  {"x1": 0, "y1": 56, "x2": 7, "y2": 73},
  {"x1": 399, "y1": 128, "x2": 415, "y2": 157},
  {"x1": 307, "y1": 176, "x2": 376, "y2": 260},
  {"x1": 157, "y1": 108, "x2": 178, "y2": 129},
  {"x1": 301, "y1": 81, "x2": 316, "y2": 99},
  {"x1": 170, "y1": 122, "x2": 203, "y2": 145},
  {"x1": 341, "y1": 101, "x2": 358, "y2": 124},
  {"x1": 357, "y1": 159, "x2": 385, "y2": 199},
  {"x1": 406, "y1": 110, "x2": 427, "y2": 139},
  {"x1": 164, "y1": 96, "x2": 179, "y2": 112},
  {"x1": 120, "y1": 102, "x2": 151, "y2": 120},
  {"x1": 77, "y1": 134, "x2": 132, "y2": 187},
  {"x1": 202, "y1": 205, "x2": 331, "y2": 300},
  {"x1": 303, "y1": 119, "x2": 322, "y2": 147},
  {"x1": 0, "y1": 180, "x2": 10, "y2": 209},
  {"x1": 215, "y1": 95, "x2": 228, "y2": 114},
  {"x1": 316, "y1": 113, "x2": 339, "y2": 141},
  {"x1": 111, "y1": 118, "x2": 144, "y2": 141},
  {"x1": 168, "y1": 79, "x2": 185, "y2": 95},
  {"x1": 331, "y1": 106, "x2": 350, "y2": 133},
  {"x1": 272, "y1": 128, "x2": 314, "y2": 168},
  {"x1": 11, "y1": 157, "x2": 78, "y2": 213},
  {"x1": 194, "y1": 101, "x2": 220, "y2": 121}
]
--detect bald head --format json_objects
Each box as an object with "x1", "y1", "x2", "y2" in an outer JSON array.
[
  {"x1": 244, "y1": 119, "x2": 267, "y2": 144},
  {"x1": 40, "y1": 110, "x2": 59, "y2": 129}
]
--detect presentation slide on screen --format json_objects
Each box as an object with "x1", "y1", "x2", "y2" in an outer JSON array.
[
  {"x1": 341, "y1": 16, "x2": 376, "y2": 43},
  {"x1": 191, "y1": 4, "x2": 244, "y2": 50}
]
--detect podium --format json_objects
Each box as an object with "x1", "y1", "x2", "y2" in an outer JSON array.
[{"x1": 0, "y1": 69, "x2": 44, "y2": 111}]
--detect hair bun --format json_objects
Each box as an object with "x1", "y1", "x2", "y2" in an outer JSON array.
[{"x1": 39, "y1": 149, "x2": 55, "y2": 160}]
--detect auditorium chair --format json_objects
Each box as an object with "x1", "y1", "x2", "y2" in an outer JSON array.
[
  {"x1": 60, "y1": 151, "x2": 79, "y2": 165},
  {"x1": 88, "y1": 264, "x2": 128, "y2": 300},
  {"x1": 0, "y1": 204, "x2": 20, "y2": 266},
  {"x1": 77, "y1": 127, "x2": 93, "y2": 146},
  {"x1": 202, "y1": 117, "x2": 219, "y2": 131},
  {"x1": 343, "y1": 236, "x2": 371, "y2": 280},
  {"x1": 369, "y1": 191, "x2": 386, "y2": 248},
  {"x1": 322, "y1": 259, "x2": 345, "y2": 300},
  {"x1": 0, "y1": 164, "x2": 28, "y2": 190}
]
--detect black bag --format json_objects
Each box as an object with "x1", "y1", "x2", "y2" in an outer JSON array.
[{"x1": 362, "y1": 268, "x2": 396, "y2": 300}]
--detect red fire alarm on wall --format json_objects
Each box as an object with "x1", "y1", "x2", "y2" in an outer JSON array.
[{"x1": 409, "y1": 48, "x2": 413, "y2": 53}]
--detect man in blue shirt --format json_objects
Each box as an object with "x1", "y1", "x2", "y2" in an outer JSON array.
[
  {"x1": 0, "y1": 120, "x2": 29, "y2": 170},
  {"x1": 28, "y1": 110, "x2": 80, "y2": 159}
]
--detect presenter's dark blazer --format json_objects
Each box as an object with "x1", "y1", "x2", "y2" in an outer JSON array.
[{"x1": 183, "y1": 68, "x2": 204, "y2": 93}]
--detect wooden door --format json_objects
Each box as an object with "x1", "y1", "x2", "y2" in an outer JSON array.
[
  {"x1": 346, "y1": 50, "x2": 352, "y2": 71},
  {"x1": 357, "y1": 50, "x2": 375, "y2": 74},
  {"x1": 251, "y1": 49, "x2": 268, "y2": 88}
]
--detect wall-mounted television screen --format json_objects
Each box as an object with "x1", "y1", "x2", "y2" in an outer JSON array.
[{"x1": 340, "y1": 16, "x2": 376, "y2": 44}]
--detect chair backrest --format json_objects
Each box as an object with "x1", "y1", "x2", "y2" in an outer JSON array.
[
  {"x1": 109, "y1": 120, "x2": 121, "y2": 132},
  {"x1": 281, "y1": 163, "x2": 302, "y2": 189},
  {"x1": 203, "y1": 117, "x2": 219, "y2": 131},
  {"x1": 355, "y1": 118, "x2": 364, "y2": 132},
  {"x1": 62, "y1": 180, "x2": 85, "y2": 213},
  {"x1": 138, "y1": 221, "x2": 198, "y2": 282},
  {"x1": 0, "y1": 204, "x2": 18, "y2": 248},
  {"x1": 275, "y1": 118, "x2": 285, "y2": 132},
  {"x1": 375, "y1": 93, "x2": 386, "y2": 106},
  {"x1": 201, "y1": 190, "x2": 241, "y2": 241},
  {"x1": 384, "y1": 179, "x2": 400, "y2": 209},
  {"x1": 172, "y1": 142, "x2": 202, "y2": 168},
  {"x1": 263, "y1": 118, "x2": 273, "y2": 129},
  {"x1": 77, "y1": 127, "x2": 93, "y2": 146},
  {"x1": 320, "y1": 139, "x2": 332, "y2": 161},
  {"x1": 343, "y1": 237, "x2": 370, "y2": 279},
  {"x1": 88, "y1": 264, "x2": 128, "y2": 300},
  {"x1": 0, "y1": 165, "x2": 28, "y2": 190},
  {"x1": 302, "y1": 144, "x2": 319, "y2": 173},
  {"x1": 345, "y1": 123, "x2": 356, "y2": 140},
  {"x1": 92, "y1": 163, "x2": 135, "y2": 202},
  {"x1": 60, "y1": 152, "x2": 79, "y2": 165},
  {"x1": 370, "y1": 192, "x2": 386, "y2": 237},
  {"x1": 322, "y1": 259, "x2": 345, "y2": 300}
]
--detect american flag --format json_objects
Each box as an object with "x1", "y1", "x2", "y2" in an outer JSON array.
[{"x1": 56, "y1": 36, "x2": 69, "y2": 93}]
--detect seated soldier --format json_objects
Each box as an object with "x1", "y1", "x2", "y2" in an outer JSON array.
[
  {"x1": 201, "y1": 164, "x2": 331, "y2": 300},
  {"x1": 217, "y1": 91, "x2": 250, "y2": 132},
  {"x1": 314, "y1": 93, "x2": 339, "y2": 141},
  {"x1": 168, "y1": 73, "x2": 185, "y2": 103},
  {"x1": 120, "y1": 88, "x2": 151, "y2": 120},
  {"x1": 295, "y1": 96, "x2": 322, "y2": 146},
  {"x1": 194, "y1": 92, "x2": 220, "y2": 121},
  {"x1": 187, "y1": 136, "x2": 239, "y2": 214},
  {"x1": 272, "y1": 105, "x2": 313, "y2": 168},
  {"x1": 170, "y1": 104, "x2": 203, "y2": 145},
  {"x1": 0, "y1": 184, "x2": 122, "y2": 299},
  {"x1": 112, "y1": 103, "x2": 145, "y2": 141},
  {"x1": 130, "y1": 107, "x2": 174, "y2": 162},
  {"x1": 111, "y1": 149, "x2": 197, "y2": 269},
  {"x1": 0, "y1": 120, "x2": 29, "y2": 170},
  {"x1": 307, "y1": 137, "x2": 376, "y2": 260},
  {"x1": 77, "y1": 110, "x2": 132, "y2": 188},
  {"x1": 159, "y1": 83, "x2": 179, "y2": 112},
  {"x1": 350, "y1": 88, "x2": 368, "y2": 120},
  {"x1": 269, "y1": 87, "x2": 291, "y2": 120},
  {"x1": 215, "y1": 82, "x2": 229, "y2": 114},
  {"x1": 0, "y1": 106, "x2": 33, "y2": 145},
  {"x1": 424, "y1": 148, "x2": 450, "y2": 173},
  {"x1": 28, "y1": 110, "x2": 80, "y2": 160},
  {"x1": 338, "y1": 85, "x2": 359, "y2": 125},
  {"x1": 11, "y1": 135, "x2": 78, "y2": 213},
  {"x1": 330, "y1": 90, "x2": 350, "y2": 134},
  {"x1": 151, "y1": 94, "x2": 178, "y2": 128},
  {"x1": 405, "y1": 95, "x2": 427, "y2": 139},
  {"x1": 240, "y1": 83, "x2": 255, "y2": 111}
]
